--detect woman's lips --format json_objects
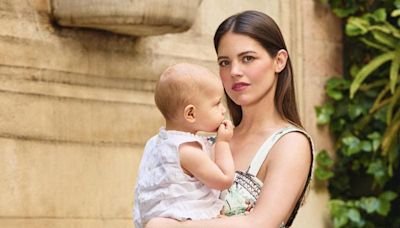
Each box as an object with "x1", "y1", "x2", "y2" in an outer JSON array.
[{"x1": 232, "y1": 82, "x2": 250, "y2": 91}]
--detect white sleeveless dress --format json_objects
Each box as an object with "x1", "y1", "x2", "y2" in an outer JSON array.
[
  {"x1": 221, "y1": 125, "x2": 314, "y2": 228},
  {"x1": 134, "y1": 128, "x2": 224, "y2": 228}
]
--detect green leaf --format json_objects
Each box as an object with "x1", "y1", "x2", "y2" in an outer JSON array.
[
  {"x1": 330, "y1": 200, "x2": 349, "y2": 227},
  {"x1": 315, "y1": 167, "x2": 335, "y2": 181},
  {"x1": 391, "y1": 9, "x2": 400, "y2": 17},
  {"x1": 360, "y1": 37, "x2": 390, "y2": 52},
  {"x1": 380, "y1": 191, "x2": 398, "y2": 201},
  {"x1": 367, "y1": 160, "x2": 389, "y2": 187},
  {"x1": 396, "y1": 0, "x2": 400, "y2": 9},
  {"x1": 326, "y1": 77, "x2": 349, "y2": 100},
  {"x1": 360, "y1": 79, "x2": 388, "y2": 94},
  {"x1": 378, "y1": 200, "x2": 391, "y2": 216},
  {"x1": 326, "y1": 77, "x2": 350, "y2": 89},
  {"x1": 371, "y1": 30, "x2": 397, "y2": 48},
  {"x1": 371, "y1": 83, "x2": 390, "y2": 113},
  {"x1": 360, "y1": 197, "x2": 380, "y2": 213},
  {"x1": 382, "y1": 109, "x2": 400, "y2": 155},
  {"x1": 333, "y1": 214, "x2": 349, "y2": 228},
  {"x1": 369, "y1": 25, "x2": 391, "y2": 34},
  {"x1": 384, "y1": 21, "x2": 400, "y2": 39},
  {"x1": 374, "y1": 105, "x2": 388, "y2": 123},
  {"x1": 348, "y1": 104, "x2": 364, "y2": 119},
  {"x1": 350, "y1": 52, "x2": 395, "y2": 98},
  {"x1": 350, "y1": 64, "x2": 360, "y2": 78},
  {"x1": 347, "y1": 208, "x2": 361, "y2": 223},
  {"x1": 327, "y1": 89, "x2": 343, "y2": 100},
  {"x1": 386, "y1": 84, "x2": 400, "y2": 125},
  {"x1": 315, "y1": 103, "x2": 335, "y2": 125},
  {"x1": 388, "y1": 142, "x2": 399, "y2": 176},
  {"x1": 316, "y1": 150, "x2": 334, "y2": 167},
  {"x1": 334, "y1": 7, "x2": 358, "y2": 18},
  {"x1": 346, "y1": 17, "x2": 370, "y2": 36},
  {"x1": 389, "y1": 49, "x2": 400, "y2": 94},
  {"x1": 330, "y1": 199, "x2": 346, "y2": 215},
  {"x1": 361, "y1": 140, "x2": 372, "y2": 152},
  {"x1": 342, "y1": 136, "x2": 362, "y2": 156},
  {"x1": 372, "y1": 8, "x2": 387, "y2": 22},
  {"x1": 367, "y1": 132, "x2": 382, "y2": 152}
]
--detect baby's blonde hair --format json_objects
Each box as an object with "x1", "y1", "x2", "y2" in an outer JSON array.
[{"x1": 154, "y1": 63, "x2": 214, "y2": 121}]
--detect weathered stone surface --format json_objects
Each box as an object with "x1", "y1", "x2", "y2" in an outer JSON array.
[
  {"x1": 0, "y1": 137, "x2": 142, "y2": 218},
  {"x1": 0, "y1": 219, "x2": 133, "y2": 228},
  {"x1": 0, "y1": 90, "x2": 162, "y2": 145},
  {"x1": 50, "y1": 0, "x2": 202, "y2": 36}
]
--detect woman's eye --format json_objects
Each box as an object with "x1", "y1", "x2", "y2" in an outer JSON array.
[
  {"x1": 218, "y1": 60, "x2": 230, "y2": 67},
  {"x1": 243, "y1": 56, "x2": 254, "y2": 63}
]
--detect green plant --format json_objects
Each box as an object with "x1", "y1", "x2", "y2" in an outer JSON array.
[{"x1": 315, "y1": 1, "x2": 400, "y2": 227}]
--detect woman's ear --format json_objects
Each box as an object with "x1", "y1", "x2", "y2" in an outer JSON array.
[
  {"x1": 274, "y1": 49, "x2": 288, "y2": 73},
  {"x1": 183, "y1": 104, "x2": 196, "y2": 123}
]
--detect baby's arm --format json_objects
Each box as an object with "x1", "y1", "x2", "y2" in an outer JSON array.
[{"x1": 180, "y1": 120, "x2": 235, "y2": 190}]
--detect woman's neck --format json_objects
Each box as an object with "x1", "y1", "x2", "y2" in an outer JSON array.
[{"x1": 235, "y1": 99, "x2": 288, "y2": 135}]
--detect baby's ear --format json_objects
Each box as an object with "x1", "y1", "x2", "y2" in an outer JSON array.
[{"x1": 183, "y1": 104, "x2": 196, "y2": 123}]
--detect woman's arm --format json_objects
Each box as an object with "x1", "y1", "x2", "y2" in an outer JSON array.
[
  {"x1": 147, "y1": 132, "x2": 312, "y2": 228},
  {"x1": 249, "y1": 131, "x2": 312, "y2": 226}
]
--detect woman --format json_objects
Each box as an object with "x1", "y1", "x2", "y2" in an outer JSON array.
[{"x1": 146, "y1": 10, "x2": 314, "y2": 228}]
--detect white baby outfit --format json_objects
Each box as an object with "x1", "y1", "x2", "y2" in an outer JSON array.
[{"x1": 134, "y1": 128, "x2": 224, "y2": 228}]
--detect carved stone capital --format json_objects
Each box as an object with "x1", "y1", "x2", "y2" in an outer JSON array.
[{"x1": 49, "y1": 0, "x2": 202, "y2": 36}]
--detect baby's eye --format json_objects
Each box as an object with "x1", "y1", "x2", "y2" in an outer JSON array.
[
  {"x1": 218, "y1": 60, "x2": 230, "y2": 67},
  {"x1": 243, "y1": 56, "x2": 255, "y2": 63}
]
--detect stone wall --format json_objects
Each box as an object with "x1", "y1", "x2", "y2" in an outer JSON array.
[{"x1": 0, "y1": 0, "x2": 341, "y2": 227}]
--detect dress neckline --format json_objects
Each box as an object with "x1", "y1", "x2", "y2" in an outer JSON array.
[
  {"x1": 238, "y1": 125, "x2": 297, "y2": 175},
  {"x1": 158, "y1": 127, "x2": 203, "y2": 140},
  {"x1": 232, "y1": 125, "x2": 292, "y2": 173}
]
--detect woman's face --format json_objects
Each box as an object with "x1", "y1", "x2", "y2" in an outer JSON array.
[{"x1": 217, "y1": 32, "x2": 278, "y2": 107}]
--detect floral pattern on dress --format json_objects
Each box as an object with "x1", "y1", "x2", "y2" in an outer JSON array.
[{"x1": 221, "y1": 171, "x2": 262, "y2": 216}]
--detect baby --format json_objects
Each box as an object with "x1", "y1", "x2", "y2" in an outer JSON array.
[{"x1": 134, "y1": 63, "x2": 235, "y2": 228}]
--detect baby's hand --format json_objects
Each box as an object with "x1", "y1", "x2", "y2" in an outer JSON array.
[{"x1": 217, "y1": 120, "x2": 234, "y2": 142}]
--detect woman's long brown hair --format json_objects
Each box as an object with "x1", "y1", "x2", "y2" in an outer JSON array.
[{"x1": 214, "y1": 10, "x2": 303, "y2": 129}]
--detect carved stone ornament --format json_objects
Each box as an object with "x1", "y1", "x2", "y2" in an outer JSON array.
[{"x1": 49, "y1": 0, "x2": 202, "y2": 36}]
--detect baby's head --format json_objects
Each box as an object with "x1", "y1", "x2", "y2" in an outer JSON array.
[{"x1": 155, "y1": 63, "x2": 226, "y2": 133}]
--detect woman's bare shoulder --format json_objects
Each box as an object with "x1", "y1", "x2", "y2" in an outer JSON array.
[
  {"x1": 279, "y1": 130, "x2": 312, "y2": 148},
  {"x1": 268, "y1": 130, "x2": 312, "y2": 167}
]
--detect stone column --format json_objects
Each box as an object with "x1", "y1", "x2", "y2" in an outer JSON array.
[{"x1": 289, "y1": 1, "x2": 342, "y2": 227}]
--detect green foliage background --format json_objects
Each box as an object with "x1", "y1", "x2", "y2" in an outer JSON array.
[{"x1": 315, "y1": 0, "x2": 400, "y2": 227}]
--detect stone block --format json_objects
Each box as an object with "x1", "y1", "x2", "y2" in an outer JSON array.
[
  {"x1": 0, "y1": 137, "x2": 142, "y2": 218},
  {"x1": 50, "y1": 0, "x2": 202, "y2": 36},
  {"x1": 0, "y1": 90, "x2": 163, "y2": 145},
  {"x1": 0, "y1": 219, "x2": 133, "y2": 228}
]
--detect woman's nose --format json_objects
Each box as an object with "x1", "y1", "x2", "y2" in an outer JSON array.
[{"x1": 230, "y1": 62, "x2": 243, "y2": 77}]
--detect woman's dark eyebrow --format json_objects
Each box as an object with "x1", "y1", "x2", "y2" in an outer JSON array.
[
  {"x1": 238, "y1": 51, "x2": 256, "y2": 57},
  {"x1": 218, "y1": 51, "x2": 256, "y2": 60},
  {"x1": 217, "y1": 56, "x2": 228, "y2": 61}
]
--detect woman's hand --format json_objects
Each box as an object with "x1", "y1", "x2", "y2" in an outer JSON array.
[{"x1": 145, "y1": 217, "x2": 182, "y2": 228}]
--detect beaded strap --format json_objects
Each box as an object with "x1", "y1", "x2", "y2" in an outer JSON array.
[{"x1": 234, "y1": 171, "x2": 262, "y2": 200}]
